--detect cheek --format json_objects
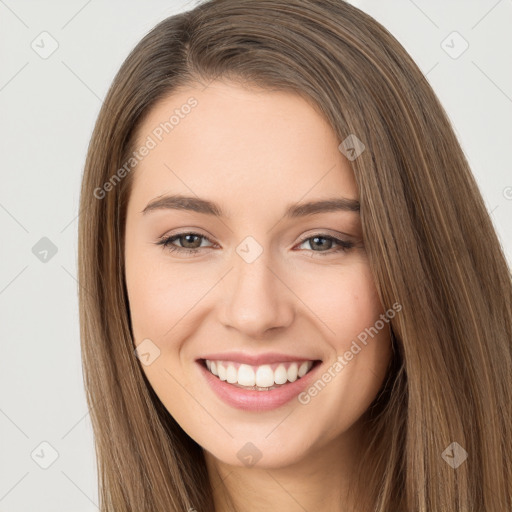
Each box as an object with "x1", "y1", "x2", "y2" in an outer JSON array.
[
  {"x1": 297, "y1": 261, "x2": 385, "y2": 344},
  {"x1": 124, "y1": 251, "x2": 196, "y2": 417},
  {"x1": 125, "y1": 244, "x2": 201, "y2": 343},
  {"x1": 332, "y1": 264, "x2": 391, "y2": 376},
  {"x1": 296, "y1": 263, "x2": 392, "y2": 423}
]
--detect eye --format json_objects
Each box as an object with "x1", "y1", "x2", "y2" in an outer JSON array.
[
  {"x1": 156, "y1": 231, "x2": 355, "y2": 257},
  {"x1": 156, "y1": 232, "x2": 216, "y2": 256},
  {"x1": 295, "y1": 234, "x2": 354, "y2": 256}
]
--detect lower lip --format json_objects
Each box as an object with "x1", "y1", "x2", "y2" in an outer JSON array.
[{"x1": 197, "y1": 360, "x2": 322, "y2": 412}]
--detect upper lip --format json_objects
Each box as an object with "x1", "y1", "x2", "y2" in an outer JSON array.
[{"x1": 198, "y1": 351, "x2": 321, "y2": 366}]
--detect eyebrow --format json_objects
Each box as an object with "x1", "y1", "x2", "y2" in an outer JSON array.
[{"x1": 141, "y1": 194, "x2": 360, "y2": 218}]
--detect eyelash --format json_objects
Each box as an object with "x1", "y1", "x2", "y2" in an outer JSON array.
[{"x1": 155, "y1": 231, "x2": 355, "y2": 257}]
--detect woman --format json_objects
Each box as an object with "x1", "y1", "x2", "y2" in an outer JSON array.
[{"x1": 78, "y1": 0, "x2": 512, "y2": 510}]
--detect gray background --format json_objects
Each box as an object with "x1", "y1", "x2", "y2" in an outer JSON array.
[{"x1": 0, "y1": 1, "x2": 510, "y2": 510}]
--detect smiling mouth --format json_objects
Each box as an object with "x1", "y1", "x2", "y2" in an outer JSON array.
[{"x1": 200, "y1": 358, "x2": 322, "y2": 391}]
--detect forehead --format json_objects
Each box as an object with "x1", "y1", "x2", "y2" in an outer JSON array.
[{"x1": 129, "y1": 81, "x2": 358, "y2": 215}]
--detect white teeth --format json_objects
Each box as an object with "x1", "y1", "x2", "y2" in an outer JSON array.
[
  {"x1": 238, "y1": 364, "x2": 255, "y2": 386},
  {"x1": 217, "y1": 363, "x2": 227, "y2": 381},
  {"x1": 287, "y1": 363, "x2": 298, "y2": 382},
  {"x1": 226, "y1": 364, "x2": 238, "y2": 384},
  {"x1": 204, "y1": 359, "x2": 315, "y2": 387},
  {"x1": 298, "y1": 362, "x2": 309, "y2": 378},
  {"x1": 274, "y1": 364, "x2": 288, "y2": 385},
  {"x1": 255, "y1": 365, "x2": 274, "y2": 388}
]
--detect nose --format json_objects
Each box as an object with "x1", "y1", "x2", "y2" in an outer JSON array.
[{"x1": 218, "y1": 250, "x2": 295, "y2": 338}]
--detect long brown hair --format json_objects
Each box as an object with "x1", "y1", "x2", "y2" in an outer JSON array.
[{"x1": 77, "y1": 0, "x2": 512, "y2": 510}]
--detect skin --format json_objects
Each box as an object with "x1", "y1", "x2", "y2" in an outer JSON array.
[{"x1": 124, "y1": 80, "x2": 392, "y2": 512}]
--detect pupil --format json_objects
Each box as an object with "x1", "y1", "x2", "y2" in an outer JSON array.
[
  {"x1": 312, "y1": 236, "x2": 330, "y2": 250},
  {"x1": 183, "y1": 234, "x2": 200, "y2": 248}
]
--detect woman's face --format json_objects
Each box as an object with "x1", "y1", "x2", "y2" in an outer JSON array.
[{"x1": 124, "y1": 80, "x2": 392, "y2": 468}]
